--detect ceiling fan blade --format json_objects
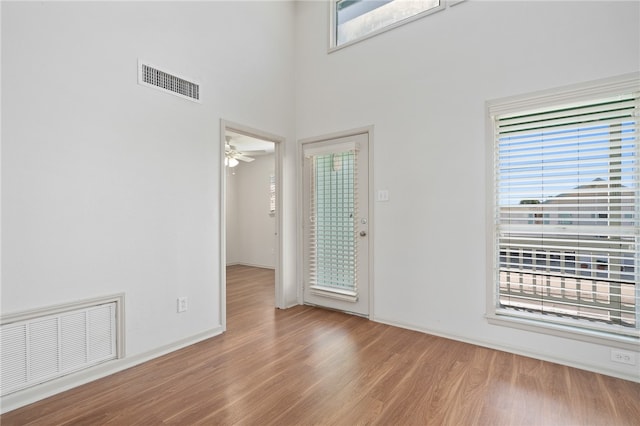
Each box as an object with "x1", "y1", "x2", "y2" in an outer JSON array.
[
  {"x1": 235, "y1": 153, "x2": 255, "y2": 163},
  {"x1": 238, "y1": 149, "x2": 269, "y2": 155}
]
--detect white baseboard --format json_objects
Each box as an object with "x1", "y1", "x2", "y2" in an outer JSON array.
[
  {"x1": 0, "y1": 326, "x2": 224, "y2": 414},
  {"x1": 227, "y1": 262, "x2": 275, "y2": 270},
  {"x1": 373, "y1": 316, "x2": 639, "y2": 384}
]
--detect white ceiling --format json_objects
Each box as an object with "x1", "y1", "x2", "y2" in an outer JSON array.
[{"x1": 226, "y1": 130, "x2": 275, "y2": 154}]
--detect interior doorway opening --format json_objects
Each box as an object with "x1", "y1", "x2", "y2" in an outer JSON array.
[{"x1": 219, "y1": 120, "x2": 284, "y2": 331}]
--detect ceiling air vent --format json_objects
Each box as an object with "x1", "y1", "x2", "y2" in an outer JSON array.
[{"x1": 138, "y1": 61, "x2": 200, "y2": 102}]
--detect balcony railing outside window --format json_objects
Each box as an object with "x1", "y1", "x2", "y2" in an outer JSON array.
[{"x1": 499, "y1": 247, "x2": 636, "y2": 328}]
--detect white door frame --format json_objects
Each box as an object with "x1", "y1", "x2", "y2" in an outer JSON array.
[
  {"x1": 219, "y1": 119, "x2": 285, "y2": 331},
  {"x1": 297, "y1": 126, "x2": 375, "y2": 318}
]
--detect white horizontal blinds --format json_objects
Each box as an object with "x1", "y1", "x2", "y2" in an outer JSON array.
[
  {"x1": 308, "y1": 147, "x2": 359, "y2": 292},
  {"x1": 495, "y1": 93, "x2": 639, "y2": 333}
]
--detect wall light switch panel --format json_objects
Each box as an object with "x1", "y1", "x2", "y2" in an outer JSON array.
[
  {"x1": 177, "y1": 297, "x2": 188, "y2": 313},
  {"x1": 377, "y1": 190, "x2": 389, "y2": 202}
]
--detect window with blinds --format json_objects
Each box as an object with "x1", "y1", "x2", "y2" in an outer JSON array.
[
  {"x1": 490, "y1": 79, "x2": 639, "y2": 338},
  {"x1": 308, "y1": 150, "x2": 359, "y2": 298}
]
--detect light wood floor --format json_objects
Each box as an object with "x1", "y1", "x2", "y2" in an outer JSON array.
[{"x1": 2, "y1": 265, "x2": 639, "y2": 425}]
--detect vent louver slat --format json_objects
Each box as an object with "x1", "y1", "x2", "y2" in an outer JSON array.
[
  {"x1": 139, "y1": 62, "x2": 200, "y2": 102},
  {"x1": 0, "y1": 325, "x2": 27, "y2": 391}
]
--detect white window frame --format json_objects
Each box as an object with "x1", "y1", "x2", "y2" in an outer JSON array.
[
  {"x1": 329, "y1": 0, "x2": 447, "y2": 52},
  {"x1": 485, "y1": 73, "x2": 640, "y2": 351}
]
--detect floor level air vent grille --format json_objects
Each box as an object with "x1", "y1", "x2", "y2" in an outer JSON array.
[{"x1": 0, "y1": 296, "x2": 123, "y2": 397}]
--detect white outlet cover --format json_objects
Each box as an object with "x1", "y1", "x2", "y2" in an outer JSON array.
[
  {"x1": 610, "y1": 349, "x2": 637, "y2": 365},
  {"x1": 177, "y1": 297, "x2": 188, "y2": 313}
]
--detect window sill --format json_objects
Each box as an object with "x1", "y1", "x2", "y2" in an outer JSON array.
[
  {"x1": 486, "y1": 312, "x2": 639, "y2": 352},
  {"x1": 309, "y1": 285, "x2": 358, "y2": 303}
]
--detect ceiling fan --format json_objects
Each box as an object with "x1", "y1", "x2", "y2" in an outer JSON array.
[{"x1": 225, "y1": 136, "x2": 255, "y2": 167}]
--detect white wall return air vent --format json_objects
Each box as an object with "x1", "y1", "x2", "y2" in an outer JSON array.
[
  {"x1": 0, "y1": 294, "x2": 125, "y2": 397},
  {"x1": 138, "y1": 61, "x2": 201, "y2": 102}
]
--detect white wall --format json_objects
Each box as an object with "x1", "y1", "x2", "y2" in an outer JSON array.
[
  {"x1": 225, "y1": 166, "x2": 241, "y2": 266},
  {"x1": 226, "y1": 155, "x2": 277, "y2": 269},
  {"x1": 1, "y1": 0, "x2": 296, "y2": 407},
  {"x1": 294, "y1": 1, "x2": 640, "y2": 381}
]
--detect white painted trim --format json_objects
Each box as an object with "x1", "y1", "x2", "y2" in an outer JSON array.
[
  {"x1": 298, "y1": 126, "x2": 373, "y2": 146},
  {"x1": 0, "y1": 326, "x2": 223, "y2": 414},
  {"x1": 327, "y1": 0, "x2": 337, "y2": 52},
  {"x1": 373, "y1": 316, "x2": 639, "y2": 384},
  {"x1": 367, "y1": 126, "x2": 375, "y2": 320},
  {"x1": 219, "y1": 122, "x2": 228, "y2": 331},
  {"x1": 219, "y1": 120, "x2": 285, "y2": 313},
  {"x1": 448, "y1": 0, "x2": 466, "y2": 7},
  {"x1": 303, "y1": 141, "x2": 359, "y2": 157},
  {"x1": 296, "y1": 140, "x2": 305, "y2": 306},
  {"x1": 297, "y1": 126, "x2": 375, "y2": 319},
  {"x1": 486, "y1": 72, "x2": 640, "y2": 117},
  {"x1": 485, "y1": 95, "x2": 499, "y2": 348},
  {"x1": 486, "y1": 314, "x2": 639, "y2": 351}
]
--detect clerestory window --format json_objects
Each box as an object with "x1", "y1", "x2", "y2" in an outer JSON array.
[
  {"x1": 487, "y1": 74, "x2": 640, "y2": 346},
  {"x1": 331, "y1": 0, "x2": 444, "y2": 49}
]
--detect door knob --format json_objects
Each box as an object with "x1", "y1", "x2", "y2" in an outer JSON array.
[{"x1": 360, "y1": 231, "x2": 367, "y2": 237}]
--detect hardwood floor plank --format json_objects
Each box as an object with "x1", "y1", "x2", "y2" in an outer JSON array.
[{"x1": 2, "y1": 265, "x2": 639, "y2": 425}]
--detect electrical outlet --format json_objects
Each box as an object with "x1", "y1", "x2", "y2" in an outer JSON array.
[
  {"x1": 177, "y1": 297, "x2": 188, "y2": 313},
  {"x1": 610, "y1": 349, "x2": 636, "y2": 365}
]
